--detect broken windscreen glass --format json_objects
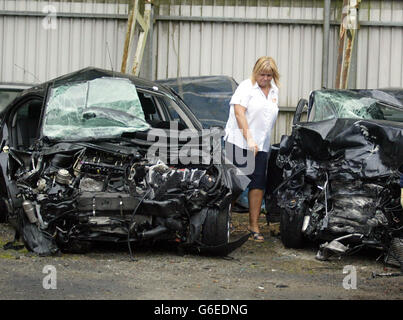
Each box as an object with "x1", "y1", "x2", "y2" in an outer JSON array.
[
  {"x1": 309, "y1": 90, "x2": 403, "y2": 123},
  {"x1": 42, "y1": 77, "x2": 150, "y2": 140}
]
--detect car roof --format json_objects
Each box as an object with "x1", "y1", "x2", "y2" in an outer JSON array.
[
  {"x1": 0, "y1": 83, "x2": 33, "y2": 91},
  {"x1": 18, "y1": 67, "x2": 174, "y2": 97},
  {"x1": 156, "y1": 75, "x2": 238, "y2": 94}
]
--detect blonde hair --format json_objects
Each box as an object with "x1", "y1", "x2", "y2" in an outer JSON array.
[{"x1": 251, "y1": 56, "x2": 280, "y2": 87}]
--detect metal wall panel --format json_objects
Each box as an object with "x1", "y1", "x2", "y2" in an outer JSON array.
[
  {"x1": 356, "y1": 0, "x2": 403, "y2": 89},
  {"x1": 152, "y1": 0, "x2": 402, "y2": 143},
  {"x1": 0, "y1": 0, "x2": 402, "y2": 144},
  {"x1": 0, "y1": 0, "x2": 129, "y2": 84},
  {"x1": 153, "y1": 1, "x2": 402, "y2": 92},
  {"x1": 154, "y1": 1, "x2": 329, "y2": 109}
]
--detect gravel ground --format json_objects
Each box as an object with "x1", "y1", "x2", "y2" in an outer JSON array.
[{"x1": 0, "y1": 212, "x2": 402, "y2": 301}]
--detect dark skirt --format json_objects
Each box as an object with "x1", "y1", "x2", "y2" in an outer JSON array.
[{"x1": 224, "y1": 141, "x2": 268, "y2": 190}]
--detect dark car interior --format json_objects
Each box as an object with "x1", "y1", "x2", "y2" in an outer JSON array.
[
  {"x1": 138, "y1": 92, "x2": 162, "y2": 125},
  {"x1": 11, "y1": 99, "x2": 43, "y2": 150},
  {"x1": 137, "y1": 91, "x2": 186, "y2": 130}
]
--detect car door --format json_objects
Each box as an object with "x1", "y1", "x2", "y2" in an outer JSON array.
[
  {"x1": 8, "y1": 95, "x2": 44, "y2": 150},
  {"x1": 0, "y1": 94, "x2": 44, "y2": 221}
]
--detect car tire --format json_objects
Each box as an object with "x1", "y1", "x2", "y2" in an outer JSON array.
[
  {"x1": 280, "y1": 205, "x2": 305, "y2": 248},
  {"x1": 202, "y1": 207, "x2": 230, "y2": 246}
]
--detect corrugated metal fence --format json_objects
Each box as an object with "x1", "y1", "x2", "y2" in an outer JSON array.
[
  {"x1": 0, "y1": 0, "x2": 128, "y2": 84},
  {"x1": 0, "y1": 0, "x2": 402, "y2": 143},
  {"x1": 152, "y1": 0, "x2": 403, "y2": 141}
]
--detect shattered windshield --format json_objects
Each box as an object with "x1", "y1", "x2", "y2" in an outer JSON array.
[
  {"x1": 309, "y1": 90, "x2": 403, "y2": 122},
  {"x1": 42, "y1": 77, "x2": 150, "y2": 140}
]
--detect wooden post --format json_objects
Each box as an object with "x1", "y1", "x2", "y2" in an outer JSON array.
[
  {"x1": 121, "y1": 6, "x2": 135, "y2": 73},
  {"x1": 335, "y1": 0, "x2": 361, "y2": 89},
  {"x1": 335, "y1": 0, "x2": 349, "y2": 89},
  {"x1": 120, "y1": 0, "x2": 151, "y2": 76},
  {"x1": 341, "y1": 29, "x2": 356, "y2": 89},
  {"x1": 132, "y1": 3, "x2": 151, "y2": 76}
]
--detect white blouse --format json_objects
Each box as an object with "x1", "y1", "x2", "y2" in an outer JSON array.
[{"x1": 224, "y1": 78, "x2": 279, "y2": 153}]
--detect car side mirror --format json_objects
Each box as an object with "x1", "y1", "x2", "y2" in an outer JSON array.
[{"x1": 293, "y1": 98, "x2": 308, "y2": 125}]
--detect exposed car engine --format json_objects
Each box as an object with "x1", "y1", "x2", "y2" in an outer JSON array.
[{"x1": 7, "y1": 142, "x2": 234, "y2": 256}]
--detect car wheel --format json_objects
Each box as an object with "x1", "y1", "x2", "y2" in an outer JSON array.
[
  {"x1": 280, "y1": 205, "x2": 306, "y2": 248},
  {"x1": 202, "y1": 207, "x2": 230, "y2": 246}
]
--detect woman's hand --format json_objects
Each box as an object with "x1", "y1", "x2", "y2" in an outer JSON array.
[
  {"x1": 401, "y1": 188, "x2": 403, "y2": 208},
  {"x1": 234, "y1": 104, "x2": 258, "y2": 156},
  {"x1": 247, "y1": 137, "x2": 258, "y2": 156}
]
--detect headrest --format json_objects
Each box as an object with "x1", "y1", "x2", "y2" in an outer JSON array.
[{"x1": 140, "y1": 97, "x2": 156, "y2": 115}]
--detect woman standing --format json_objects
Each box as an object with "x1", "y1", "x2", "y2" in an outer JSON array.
[{"x1": 224, "y1": 56, "x2": 280, "y2": 242}]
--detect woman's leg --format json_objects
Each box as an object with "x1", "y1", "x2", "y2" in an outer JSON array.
[
  {"x1": 247, "y1": 150, "x2": 268, "y2": 235},
  {"x1": 248, "y1": 188, "x2": 264, "y2": 233}
]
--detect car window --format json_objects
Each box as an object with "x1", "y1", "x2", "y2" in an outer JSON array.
[
  {"x1": 0, "y1": 90, "x2": 21, "y2": 113},
  {"x1": 137, "y1": 92, "x2": 164, "y2": 123},
  {"x1": 156, "y1": 95, "x2": 189, "y2": 129},
  {"x1": 137, "y1": 91, "x2": 191, "y2": 130},
  {"x1": 162, "y1": 97, "x2": 181, "y2": 121}
]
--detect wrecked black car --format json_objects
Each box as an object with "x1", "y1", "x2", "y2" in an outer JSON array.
[
  {"x1": 156, "y1": 76, "x2": 238, "y2": 129},
  {"x1": 0, "y1": 68, "x2": 248, "y2": 256},
  {"x1": 267, "y1": 89, "x2": 403, "y2": 267}
]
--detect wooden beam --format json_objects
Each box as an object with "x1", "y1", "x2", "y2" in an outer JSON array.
[
  {"x1": 335, "y1": 0, "x2": 349, "y2": 89},
  {"x1": 335, "y1": 0, "x2": 361, "y2": 89},
  {"x1": 121, "y1": 0, "x2": 151, "y2": 76},
  {"x1": 121, "y1": 7, "x2": 135, "y2": 73},
  {"x1": 132, "y1": 3, "x2": 151, "y2": 75},
  {"x1": 341, "y1": 29, "x2": 356, "y2": 89}
]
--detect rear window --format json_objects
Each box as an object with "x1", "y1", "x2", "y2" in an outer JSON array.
[{"x1": 0, "y1": 90, "x2": 21, "y2": 112}]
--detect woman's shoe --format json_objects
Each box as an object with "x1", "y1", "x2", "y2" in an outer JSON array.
[{"x1": 247, "y1": 229, "x2": 264, "y2": 242}]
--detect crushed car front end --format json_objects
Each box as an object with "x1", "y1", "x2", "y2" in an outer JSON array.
[
  {"x1": 9, "y1": 140, "x2": 236, "y2": 256},
  {"x1": 270, "y1": 89, "x2": 403, "y2": 267}
]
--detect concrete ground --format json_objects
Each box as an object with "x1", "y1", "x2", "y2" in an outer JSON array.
[{"x1": 0, "y1": 212, "x2": 402, "y2": 301}]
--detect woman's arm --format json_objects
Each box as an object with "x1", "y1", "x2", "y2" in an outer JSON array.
[{"x1": 234, "y1": 104, "x2": 258, "y2": 155}]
